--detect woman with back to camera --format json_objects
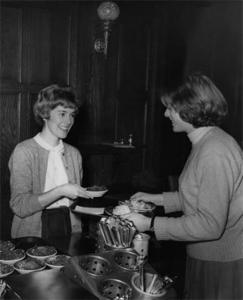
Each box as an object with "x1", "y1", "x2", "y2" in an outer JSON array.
[
  {"x1": 9, "y1": 84, "x2": 93, "y2": 240},
  {"x1": 125, "y1": 73, "x2": 243, "y2": 299}
]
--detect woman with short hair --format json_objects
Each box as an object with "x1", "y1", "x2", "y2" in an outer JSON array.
[
  {"x1": 127, "y1": 74, "x2": 243, "y2": 299},
  {"x1": 9, "y1": 84, "x2": 92, "y2": 240}
]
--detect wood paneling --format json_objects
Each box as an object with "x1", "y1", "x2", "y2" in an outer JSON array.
[
  {"x1": 50, "y1": 9, "x2": 71, "y2": 84},
  {"x1": 22, "y1": 7, "x2": 51, "y2": 84},
  {"x1": 0, "y1": 93, "x2": 21, "y2": 238},
  {"x1": 0, "y1": 7, "x2": 22, "y2": 82},
  {"x1": 0, "y1": 93, "x2": 20, "y2": 187}
]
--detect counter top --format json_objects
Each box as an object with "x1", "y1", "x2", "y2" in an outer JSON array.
[
  {"x1": 3, "y1": 235, "x2": 98, "y2": 299},
  {"x1": 5, "y1": 268, "x2": 97, "y2": 300}
]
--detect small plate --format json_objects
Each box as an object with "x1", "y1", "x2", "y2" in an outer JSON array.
[
  {"x1": 87, "y1": 190, "x2": 108, "y2": 198},
  {"x1": 104, "y1": 205, "x2": 132, "y2": 216},
  {"x1": 0, "y1": 262, "x2": 14, "y2": 278},
  {"x1": 26, "y1": 246, "x2": 57, "y2": 261},
  {"x1": 72, "y1": 206, "x2": 105, "y2": 216},
  {"x1": 104, "y1": 206, "x2": 131, "y2": 216},
  {"x1": 0, "y1": 249, "x2": 25, "y2": 265},
  {"x1": 45, "y1": 255, "x2": 71, "y2": 269},
  {"x1": 105, "y1": 202, "x2": 156, "y2": 217},
  {"x1": 14, "y1": 258, "x2": 46, "y2": 274}
]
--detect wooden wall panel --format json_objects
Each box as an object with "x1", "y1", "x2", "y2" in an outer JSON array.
[
  {"x1": 0, "y1": 93, "x2": 20, "y2": 187},
  {"x1": 50, "y1": 10, "x2": 71, "y2": 84},
  {"x1": 0, "y1": 93, "x2": 21, "y2": 238},
  {"x1": 0, "y1": 7, "x2": 22, "y2": 82},
  {"x1": 118, "y1": 24, "x2": 148, "y2": 94},
  {"x1": 22, "y1": 7, "x2": 51, "y2": 84}
]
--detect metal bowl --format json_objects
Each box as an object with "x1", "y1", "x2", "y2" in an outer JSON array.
[
  {"x1": 113, "y1": 249, "x2": 139, "y2": 271},
  {"x1": 78, "y1": 255, "x2": 111, "y2": 276},
  {"x1": 99, "y1": 278, "x2": 132, "y2": 299}
]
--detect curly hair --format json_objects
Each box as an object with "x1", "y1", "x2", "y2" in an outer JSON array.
[
  {"x1": 161, "y1": 73, "x2": 228, "y2": 127},
  {"x1": 33, "y1": 84, "x2": 79, "y2": 126}
]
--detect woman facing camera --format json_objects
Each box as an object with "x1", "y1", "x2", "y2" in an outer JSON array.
[
  {"x1": 126, "y1": 74, "x2": 243, "y2": 299},
  {"x1": 9, "y1": 84, "x2": 93, "y2": 240}
]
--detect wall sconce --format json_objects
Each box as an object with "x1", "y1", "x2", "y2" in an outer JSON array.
[{"x1": 94, "y1": 1, "x2": 120, "y2": 56}]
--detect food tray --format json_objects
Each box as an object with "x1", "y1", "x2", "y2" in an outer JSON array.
[{"x1": 63, "y1": 249, "x2": 175, "y2": 300}]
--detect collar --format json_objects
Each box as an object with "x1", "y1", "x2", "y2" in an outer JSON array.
[
  {"x1": 34, "y1": 133, "x2": 64, "y2": 153},
  {"x1": 187, "y1": 127, "x2": 214, "y2": 145}
]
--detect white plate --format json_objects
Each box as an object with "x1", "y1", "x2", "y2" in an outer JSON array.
[
  {"x1": 0, "y1": 249, "x2": 25, "y2": 265},
  {"x1": 87, "y1": 190, "x2": 108, "y2": 198},
  {"x1": 73, "y1": 206, "x2": 105, "y2": 216},
  {"x1": 45, "y1": 255, "x2": 71, "y2": 269},
  {"x1": 26, "y1": 246, "x2": 57, "y2": 261},
  {"x1": 0, "y1": 262, "x2": 14, "y2": 278},
  {"x1": 14, "y1": 258, "x2": 46, "y2": 274}
]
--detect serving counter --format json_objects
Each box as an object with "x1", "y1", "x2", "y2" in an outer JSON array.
[
  {"x1": 2, "y1": 234, "x2": 177, "y2": 300},
  {"x1": 2, "y1": 194, "x2": 178, "y2": 300}
]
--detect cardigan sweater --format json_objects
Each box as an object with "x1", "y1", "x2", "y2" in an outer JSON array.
[
  {"x1": 154, "y1": 127, "x2": 243, "y2": 262},
  {"x1": 8, "y1": 138, "x2": 83, "y2": 238}
]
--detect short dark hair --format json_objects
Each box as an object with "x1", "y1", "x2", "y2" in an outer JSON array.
[
  {"x1": 33, "y1": 84, "x2": 79, "y2": 126},
  {"x1": 161, "y1": 73, "x2": 228, "y2": 127}
]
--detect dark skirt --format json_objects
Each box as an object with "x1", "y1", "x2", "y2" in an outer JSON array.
[
  {"x1": 41, "y1": 207, "x2": 71, "y2": 240},
  {"x1": 184, "y1": 256, "x2": 243, "y2": 300}
]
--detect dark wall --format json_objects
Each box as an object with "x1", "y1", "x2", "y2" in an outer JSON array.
[
  {"x1": 155, "y1": 1, "x2": 243, "y2": 177},
  {"x1": 0, "y1": 0, "x2": 242, "y2": 238}
]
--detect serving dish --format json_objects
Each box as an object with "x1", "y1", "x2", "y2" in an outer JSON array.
[
  {"x1": 123, "y1": 200, "x2": 156, "y2": 212},
  {"x1": 45, "y1": 255, "x2": 71, "y2": 269},
  {"x1": 0, "y1": 249, "x2": 25, "y2": 265},
  {"x1": 14, "y1": 258, "x2": 46, "y2": 274},
  {"x1": 0, "y1": 240, "x2": 15, "y2": 252},
  {"x1": 26, "y1": 246, "x2": 57, "y2": 261},
  {"x1": 107, "y1": 200, "x2": 156, "y2": 218},
  {"x1": 0, "y1": 262, "x2": 14, "y2": 278},
  {"x1": 86, "y1": 186, "x2": 108, "y2": 198}
]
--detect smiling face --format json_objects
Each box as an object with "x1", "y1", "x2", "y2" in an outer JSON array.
[
  {"x1": 164, "y1": 106, "x2": 194, "y2": 134},
  {"x1": 41, "y1": 105, "x2": 76, "y2": 146}
]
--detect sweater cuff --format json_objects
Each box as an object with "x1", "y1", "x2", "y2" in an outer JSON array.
[
  {"x1": 163, "y1": 191, "x2": 181, "y2": 213},
  {"x1": 153, "y1": 216, "x2": 170, "y2": 240}
]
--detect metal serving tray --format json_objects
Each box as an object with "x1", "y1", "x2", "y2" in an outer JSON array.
[{"x1": 62, "y1": 249, "x2": 176, "y2": 300}]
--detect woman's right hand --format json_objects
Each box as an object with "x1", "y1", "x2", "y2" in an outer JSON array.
[{"x1": 59, "y1": 183, "x2": 93, "y2": 199}]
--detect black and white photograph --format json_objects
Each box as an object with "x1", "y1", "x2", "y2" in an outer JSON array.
[{"x1": 0, "y1": 0, "x2": 242, "y2": 299}]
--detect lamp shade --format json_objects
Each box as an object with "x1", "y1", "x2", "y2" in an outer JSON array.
[{"x1": 97, "y1": 1, "x2": 120, "y2": 21}]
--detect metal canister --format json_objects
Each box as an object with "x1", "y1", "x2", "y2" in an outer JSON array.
[{"x1": 132, "y1": 233, "x2": 150, "y2": 258}]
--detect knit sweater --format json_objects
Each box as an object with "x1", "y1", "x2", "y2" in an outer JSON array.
[
  {"x1": 8, "y1": 138, "x2": 83, "y2": 238},
  {"x1": 154, "y1": 127, "x2": 243, "y2": 262}
]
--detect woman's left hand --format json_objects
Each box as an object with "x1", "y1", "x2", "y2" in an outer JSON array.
[{"x1": 121, "y1": 212, "x2": 150, "y2": 232}]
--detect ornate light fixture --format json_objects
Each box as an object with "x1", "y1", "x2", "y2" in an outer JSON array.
[{"x1": 94, "y1": 1, "x2": 120, "y2": 56}]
